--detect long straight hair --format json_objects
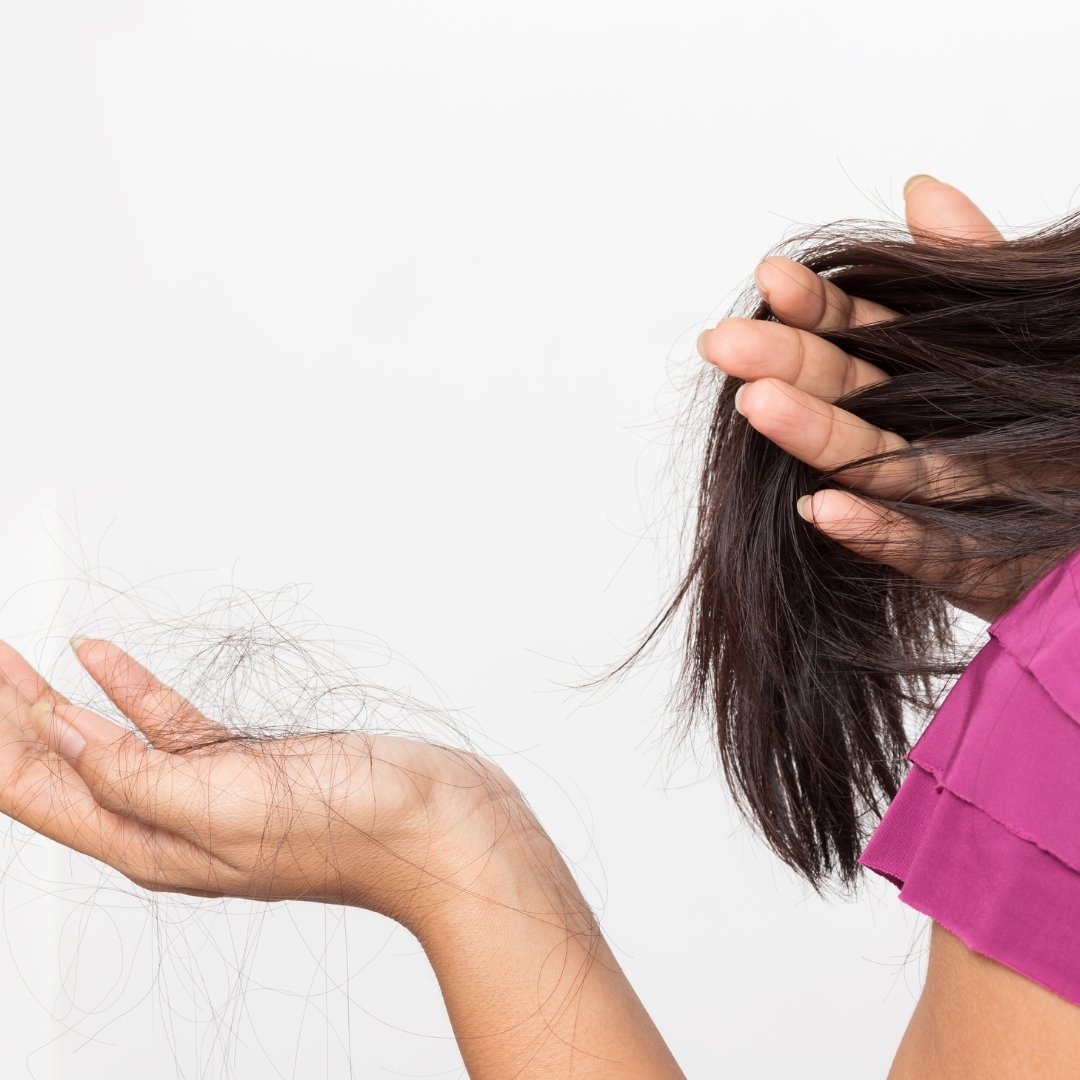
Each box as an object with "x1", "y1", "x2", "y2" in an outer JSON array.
[{"x1": 621, "y1": 210, "x2": 1080, "y2": 898}]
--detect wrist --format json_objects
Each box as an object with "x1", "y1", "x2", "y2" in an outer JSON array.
[
  {"x1": 400, "y1": 781, "x2": 686, "y2": 1078},
  {"x1": 331, "y1": 736, "x2": 571, "y2": 932},
  {"x1": 397, "y1": 759, "x2": 591, "y2": 944},
  {"x1": 408, "y1": 793, "x2": 593, "y2": 945},
  {"x1": 351, "y1": 742, "x2": 684, "y2": 1077}
]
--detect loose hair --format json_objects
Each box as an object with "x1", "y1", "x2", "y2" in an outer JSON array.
[{"x1": 618, "y1": 210, "x2": 1080, "y2": 898}]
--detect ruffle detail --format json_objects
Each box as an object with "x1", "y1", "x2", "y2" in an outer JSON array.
[{"x1": 858, "y1": 545, "x2": 1080, "y2": 1007}]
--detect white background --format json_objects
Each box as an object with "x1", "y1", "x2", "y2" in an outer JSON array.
[{"x1": 0, "y1": 2, "x2": 1072, "y2": 1077}]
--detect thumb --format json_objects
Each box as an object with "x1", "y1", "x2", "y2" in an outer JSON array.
[
  {"x1": 69, "y1": 637, "x2": 231, "y2": 753},
  {"x1": 903, "y1": 175, "x2": 1003, "y2": 245}
]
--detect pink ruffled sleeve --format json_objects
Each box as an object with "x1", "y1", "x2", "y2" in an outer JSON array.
[{"x1": 858, "y1": 545, "x2": 1080, "y2": 1006}]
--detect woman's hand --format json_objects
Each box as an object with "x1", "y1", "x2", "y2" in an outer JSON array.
[
  {"x1": 0, "y1": 636, "x2": 687, "y2": 1077},
  {"x1": 695, "y1": 176, "x2": 1041, "y2": 624},
  {"x1": 0, "y1": 635, "x2": 521, "y2": 927}
]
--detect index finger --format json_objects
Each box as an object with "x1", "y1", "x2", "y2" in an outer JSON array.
[
  {"x1": 0, "y1": 641, "x2": 75, "y2": 738},
  {"x1": 755, "y1": 257, "x2": 897, "y2": 333},
  {"x1": 0, "y1": 642, "x2": 68, "y2": 701},
  {"x1": 755, "y1": 179, "x2": 1002, "y2": 337}
]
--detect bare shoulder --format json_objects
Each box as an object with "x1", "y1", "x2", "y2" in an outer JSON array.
[{"x1": 888, "y1": 920, "x2": 1080, "y2": 1079}]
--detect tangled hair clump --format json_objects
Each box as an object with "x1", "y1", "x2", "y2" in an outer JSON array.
[{"x1": 631, "y1": 210, "x2": 1080, "y2": 897}]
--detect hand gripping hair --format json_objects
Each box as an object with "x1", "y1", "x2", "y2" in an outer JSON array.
[{"x1": 618, "y1": 207, "x2": 1080, "y2": 897}]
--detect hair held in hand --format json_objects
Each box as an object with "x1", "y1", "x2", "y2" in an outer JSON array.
[{"x1": 622, "y1": 210, "x2": 1080, "y2": 897}]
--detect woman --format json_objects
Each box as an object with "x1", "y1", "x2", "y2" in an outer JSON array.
[{"x1": 2, "y1": 177, "x2": 1076, "y2": 1078}]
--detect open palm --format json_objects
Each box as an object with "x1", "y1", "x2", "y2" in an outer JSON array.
[{"x1": 0, "y1": 636, "x2": 518, "y2": 923}]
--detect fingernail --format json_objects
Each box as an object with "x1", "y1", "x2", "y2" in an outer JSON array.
[
  {"x1": 734, "y1": 383, "x2": 749, "y2": 415},
  {"x1": 755, "y1": 260, "x2": 777, "y2": 299},
  {"x1": 29, "y1": 699, "x2": 53, "y2": 727},
  {"x1": 903, "y1": 174, "x2": 938, "y2": 199},
  {"x1": 796, "y1": 494, "x2": 814, "y2": 521},
  {"x1": 696, "y1": 329, "x2": 711, "y2": 360},
  {"x1": 42, "y1": 713, "x2": 86, "y2": 764},
  {"x1": 70, "y1": 637, "x2": 89, "y2": 651}
]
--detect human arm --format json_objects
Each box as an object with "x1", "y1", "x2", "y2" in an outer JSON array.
[
  {"x1": 0, "y1": 636, "x2": 684, "y2": 1078},
  {"x1": 408, "y1": 786, "x2": 685, "y2": 1078},
  {"x1": 888, "y1": 920, "x2": 1080, "y2": 1079}
]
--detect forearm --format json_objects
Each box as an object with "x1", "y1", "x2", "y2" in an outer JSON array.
[{"x1": 406, "y1": 806, "x2": 686, "y2": 1079}]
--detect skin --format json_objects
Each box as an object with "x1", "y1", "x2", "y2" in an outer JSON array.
[
  {"x1": 0, "y1": 177, "x2": 1076, "y2": 1077},
  {"x1": 0, "y1": 637, "x2": 684, "y2": 1077}
]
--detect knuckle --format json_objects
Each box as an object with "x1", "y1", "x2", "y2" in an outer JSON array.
[{"x1": 807, "y1": 275, "x2": 832, "y2": 325}]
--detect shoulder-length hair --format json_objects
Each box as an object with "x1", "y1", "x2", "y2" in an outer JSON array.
[{"x1": 620, "y1": 211, "x2": 1080, "y2": 897}]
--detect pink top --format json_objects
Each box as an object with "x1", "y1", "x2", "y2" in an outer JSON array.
[{"x1": 858, "y1": 544, "x2": 1080, "y2": 1006}]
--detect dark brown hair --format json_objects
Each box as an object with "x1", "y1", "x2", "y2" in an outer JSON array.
[{"x1": 618, "y1": 210, "x2": 1080, "y2": 898}]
